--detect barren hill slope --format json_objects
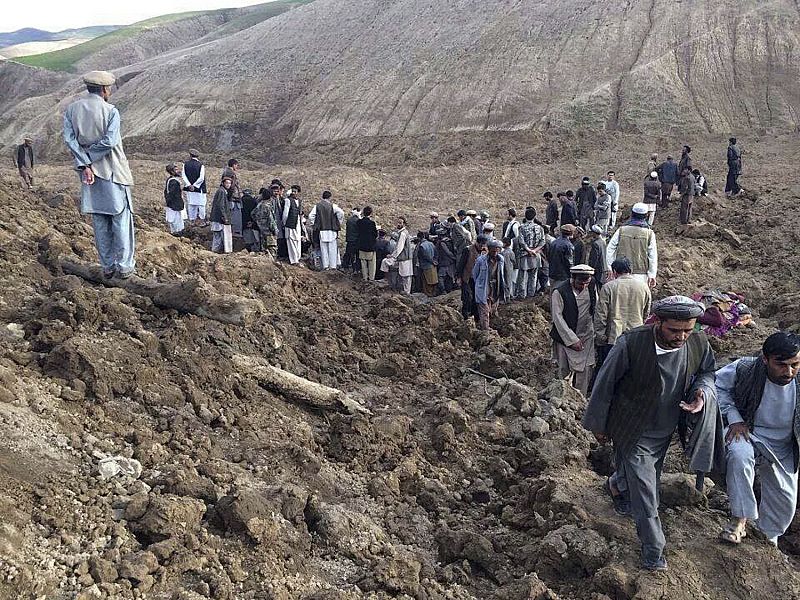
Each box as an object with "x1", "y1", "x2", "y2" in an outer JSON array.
[
  {"x1": 91, "y1": 0, "x2": 800, "y2": 143},
  {"x1": 3, "y1": 0, "x2": 799, "y2": 154}
]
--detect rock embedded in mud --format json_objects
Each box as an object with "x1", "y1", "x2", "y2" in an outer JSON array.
[
  {"x1": 432, "y1": 423, "x2": 456, "y2": 453},
  {"x1": 534, "y1": 525, "x2": 611, "y2": 579},
  {"x1": 132, "y1": 494, "x2": 206, "y2": 542},
  {"x1": 88, "y1": 555, "x2": 118, "y2": 584},
  {"x1": 367, "y1": 551, "x2": 422, "y2": 595},
  {"x1": 492, "y1": 573, "x2": 560, "y2": 600},
  {"x1": 659, "y1": 473, "x2": 713, "y2": 508}
]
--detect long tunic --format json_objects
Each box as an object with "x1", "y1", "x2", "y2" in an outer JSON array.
[{"x1": 552, "y1": 287, "x2": 595, "y2": 371}]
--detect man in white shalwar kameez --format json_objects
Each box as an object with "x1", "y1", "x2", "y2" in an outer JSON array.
[
  {"x1": 182, "y1": 149, "x2": 207, "y2": 224},
  {"x1": 282, "y1": 186, "x2": 303, "y2": 265},
  {"x1": 718, "y1": 332, "x2": 800, "y2": 546}
]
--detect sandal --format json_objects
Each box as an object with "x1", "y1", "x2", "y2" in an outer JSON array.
[{"x1": 719, "y1": 521, "x2": 747, "y2": 544}]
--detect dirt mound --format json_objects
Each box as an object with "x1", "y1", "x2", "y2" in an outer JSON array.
[{"x1": 0, "y1": 135, "x2": 799, "y2": 599}]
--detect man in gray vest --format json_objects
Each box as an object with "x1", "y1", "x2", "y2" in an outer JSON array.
[
  {"x1": 63, "y1": 70, "x2": 135, "y2": 279},
  {"x1": 308, "y1": 190, "x2": 344, "y2": 270},
  {"x1": 583, "y1": 296, "x2": 718, "y2": 571},
  {"x1": 717, "y1": 332, "x2": 800, "y2": 546},
  {"x1": 605, "y1": 203, "x2": 657, "y2": 289}
]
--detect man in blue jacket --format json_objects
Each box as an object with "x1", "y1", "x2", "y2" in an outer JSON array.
[{"x1": 472, "y1": 240, "x2": 505, "y2": 331}]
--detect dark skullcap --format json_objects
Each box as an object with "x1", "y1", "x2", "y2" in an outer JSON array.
[{"x1": 653, "y1": 295, "x2": 705, "y2": 320}]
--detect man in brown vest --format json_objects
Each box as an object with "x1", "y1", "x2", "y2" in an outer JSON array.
[
  {"x1": 308, "y1": 190, "x2": 344, "y2": 270},
  {"x1": 605, "y1": 203, "x2": 657, "y2": 289},
  {"x1": 583, "y1": 296, "x2": 718, "y2": 571}
]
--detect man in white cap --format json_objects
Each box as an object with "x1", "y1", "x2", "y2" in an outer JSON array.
[
  {"x1": 482, "y1": 221, "x2": 496, "y2": 240},
  {"x1": 605, "y1": 203, "x2": 657, "y2": 289},
  {"x1": 583, "y1": 295, "x2": 718, "y2": 571},
  {"x1": 550, "y1": 264, "x2": 597, "y2": 396},
  {"x1": 643, "y1": 171, "x2": 661, "y2": 225},
  {"x1": 182, "y1": 148, "x2": 207, "y2": 225},
  {"x1": 63, "y1": 70, "x2": 135, "y2": 278},
  {"x1": 15, "y1": 135, "x2": 35, "y2": 190}
]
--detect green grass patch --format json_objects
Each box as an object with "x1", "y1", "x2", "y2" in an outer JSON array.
[{"x1": 15, "y1": 0, "x2": 314, "y2": 72}]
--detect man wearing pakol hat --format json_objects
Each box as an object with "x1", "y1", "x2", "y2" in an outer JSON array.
[
  {"x1": 583, "y1": 295, "x2": 719, "y2": 571},
  {"x1": 182, "y1": 148, "x2": 207, "y2": 225},
  {"x1": 548, "y1": 224, "x2": 575, "y2": 290},
  {"x1": 472, "y1": 239, "x2": 505, "y2": 330},
  {"x1": 576, "y1": 176, "x2": 597, "y2": 230},
  {"x1": 163, "y1": 163, "x2": 185, "y2": 234},
  {"x1": 514, "y1": 207, "x2": 545, "y2": 299},
  {"x1": 606, "y1": 203, "x2": 657, "y2": 289},
  {"x1": 717, "y1": 332, "x2": 800, "y2": 546},
  {"x1": 482, "y1": 221, "x2": 496, "y2": 240},
  {"x1": 551, "y1": 264, "x2": 598, "y2": 396},
  {"x1": 15, "y1": 135, "x2": 34, "y2": 190},
  {"x1": 63, "y1": 70, "x2": 136, "y2": 279},
  {"x1": 429, "y1": 211, "x2": 446, "y2": 237}
]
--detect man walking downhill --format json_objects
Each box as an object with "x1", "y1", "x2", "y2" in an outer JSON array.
[
  {"x1": 718, "y1": 332, "x2": 800, "y2": 546},
  {"x1": 551, "y1": 264, "x2": 597, "y2": 396},
  {"x1": 583, "y1": 296, "x2": 718, "y2": 571},
  {"x1": 16, "y1": 136, "x2": 35, "y2": 190},
  {"x1": 63, "y1": 70, "x2": 136, "y2": 279},
  {"x1": 726, "y1": 137, "x2": 743, "y2": 196}
]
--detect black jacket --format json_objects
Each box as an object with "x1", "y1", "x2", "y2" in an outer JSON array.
[
  {"x1": 560, "y1": 200, "x2": 578, "y2": 226},
  {"x1": 164, "y1": 177, "x2": 184, "y2": 211},
  {"x1": 356, "y1": 217, "x2": 378, "y2": 252},
  {"x1": 549, "y1": 236, "x2": 574, "y2": 281},
  {"x1": 17, "y1": 144, "x2": 34, "y2": 169}
]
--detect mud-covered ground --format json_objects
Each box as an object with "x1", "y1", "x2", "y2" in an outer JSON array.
[{"x1": 0, "y1": 134, "x2": 799, "y2": 600}]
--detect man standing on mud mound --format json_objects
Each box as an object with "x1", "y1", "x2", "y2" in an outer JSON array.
[
  {"x1": 16, "y1": 135, "x2": 35, "y2": 190},
  {"x1": 604, "y1": 171, "x2": 620, "y2": 230},
  {"x1": 308, "y1": 190, "x2": 344, "y2": 270},
  {"x1": 717, "y1": 332, "x2": 800, "y2": 546},
  {"x1": 473, "y1": 239, "x2": 504, "y2": 331},
  {"x1": 63, "y1": 70, "x2": 135, "y2": 279},
  {"x1": 677, "y1": 167, "x2": 696, "y2": 225},
  {"x1": 550, "y1": 264, "x2": 597, "y2": 396},
  {"x1": 514, "y1": 206, "x2": 546, "y2": 299},
  {"x1": 182, "y1": 148, "x2": 206, "y2": 225},
  {"x1": 583, "y1": 296, "x2": 718, "y2": 571},
  {"x1": 656, "y1": 154, "x2": 679, "y2": 208},
  {"x1": 606, "y1": 203, "x2": 657, "y2": 289},
  {"x1": 726, "y1": 137, "x2": 743, "y2": 197},
  {"x1": 282, "y1": 185, "x2": 303, "y2": 265}
]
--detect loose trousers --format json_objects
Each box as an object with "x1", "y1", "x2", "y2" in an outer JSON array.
[
  {"x1": 660, "y1": 182, "x2": 674, "y2": 207},
  {"x1": 91, "y1": 208, "x2": 136, "y2": 275},
  {"x1": 622, "y1": 433, "x2": 672, "y2": 563},
  {"x1": 187, "y1": 203, "x2": 206, "y2": 221},
  {"x1": 679, "y1": 195, "x2": 693, "y2": 224},
  {"x1": 725, "y1": 170, "x2": 741, "y2": 195},
  {"x1": 320, "y1": 239, "x2": 339, "y2": 269},
  {"x1": 515, "y1": 268, "x2": 539, "y2": 298},
  {"x1": 359, "y1": 251, "x2": 376, "y2": 281},
  {"x1": 726, "y1": 433, "x2": 798, "y2": 543}
]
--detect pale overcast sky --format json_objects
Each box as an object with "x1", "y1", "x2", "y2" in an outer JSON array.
[{"x1": 5, "y1": 0, "x2": 270, "y2": 33}]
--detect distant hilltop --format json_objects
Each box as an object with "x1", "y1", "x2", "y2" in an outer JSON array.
[{"x1": 0, "y1": 26, "x2": 120, "y2": 50}]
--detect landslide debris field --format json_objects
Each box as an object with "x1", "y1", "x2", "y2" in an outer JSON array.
[{"x1": 1, "y1": 136, "x2": 800, "y2": 600}]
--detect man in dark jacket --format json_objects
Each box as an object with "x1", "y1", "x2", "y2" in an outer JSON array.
[
  {"x1": 16, "y1": 136, "x2": 34, "y2": 190},
  {"x1": 678, "y1": 145, "x2": 693, "y2": 175},
  {"x1": 163, "y1": 163, "x2": 185, "y2": 234},
  {"x1": 678, "y1": 168, "x2": 696, "y2": 225},
  {"x1": 456, "y1": 235, "x2": 487, "y2": 321},
  {"x1": 548, "y1": 224, "x2": 575, "y2": 289},
  {"x1": 583, "y1": 296, "x2": 717, "y2": 571},
  {"x1": 576, "y1": 177, "x2": 597, "y2": 230},
  {"x1": 726, "y1": 137, "x2": 742, "y2": 196},
  {"x1": 560, "y1": 191, "x2": 578, "y2": 227},
  {"x1": 356, "y1": 205, "x2": 378, "y2": 280},
  {"x1": 343, "y1": 207, "x2": 362, "y2": 274},
  {"x1": 657, "y1": 155, "x2": 679, "y2": 207},
  {"x1": 436, "y1": 234, "x2": 457, "y2": 293},
  {"x1": 643, "y1": 171, "x2": 661, "y2": 225},
  {"x1": 545, "y1": 192, "x2": 559, "y2": 236}
]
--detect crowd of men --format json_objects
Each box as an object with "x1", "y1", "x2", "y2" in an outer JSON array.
[{"x1": 58, "y1": 70, "x2": 798, "y2": 574}]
